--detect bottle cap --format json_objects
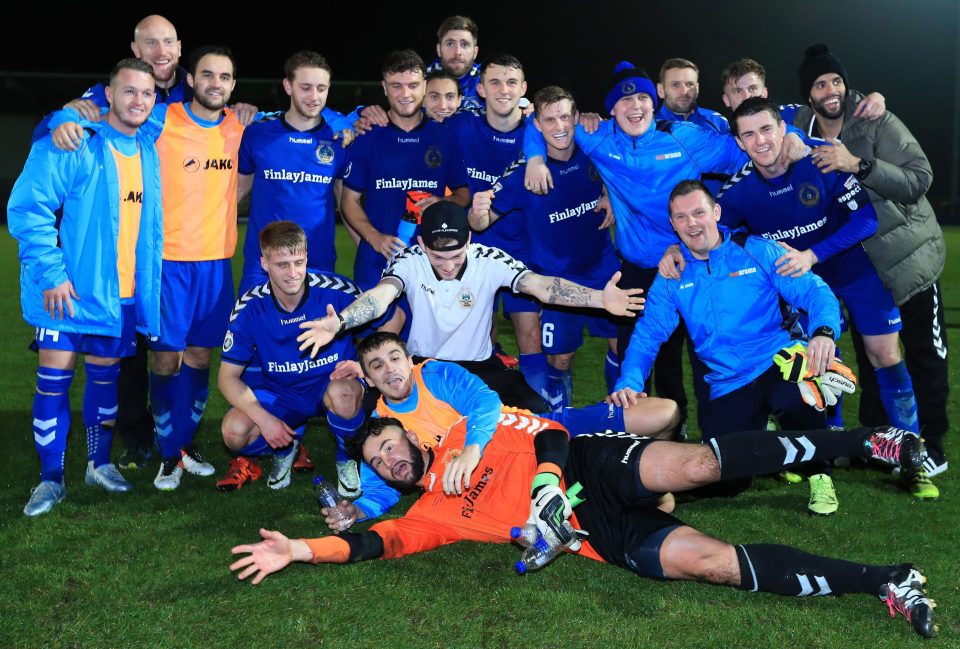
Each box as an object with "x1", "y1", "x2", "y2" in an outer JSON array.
[{"x1": 514, "y1": 561, "x2": 527, "y2": 575}]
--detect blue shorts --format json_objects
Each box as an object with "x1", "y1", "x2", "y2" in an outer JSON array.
[
  {"x1": 546, "y1": 401, "x2": 626, "y2": 437},
  {"x1": 33, "y1": 302, "x2": 138, "y2": 358},
  {"x1": 252, "y1": 382, "x2": 329, "y2": 428},
  {"x1": 827, "y1": 268, "x2": 901, "y2": 336},
  {"x1": 150, "y1": 259, "x2": 235, "y2": 351},
  {"x1": 497, "y1": 288, "x2": 540, "y2": 315},
  {"x1": 541, "y1": 305, "x2": 618, "y2": 354}
]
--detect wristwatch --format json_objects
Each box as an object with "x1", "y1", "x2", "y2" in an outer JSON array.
[
  {"x1": 856, "y1": 158, "x2": 873, "y2": 180},
  {"x1": 812, "y1": 325, "x2": 835, "y2": 341}
]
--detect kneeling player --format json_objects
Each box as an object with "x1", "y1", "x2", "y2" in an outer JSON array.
[
  {"x1": 216, "y1": 222, "x2": 367, "y2": 494},
  {"x1": 232, "y1": 414, "x2": 936, "y2": 638}
]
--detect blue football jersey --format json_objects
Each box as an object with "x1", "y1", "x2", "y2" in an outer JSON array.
[
  {"x1": 239, "y1": 114, "x2": 351, "y2": 276},
  {"x1": 447, "y1": 109, "x2": 528, "y2": 258},
  {"x1": 718, "y1": 156, "x2": 878, "y2": 283},
  {"x1": 221, "y1": 272, "x2": 362, "y2": 394},
  {"x1": 491, "y1": 147, "x2": 618, "y2": 285},
  {"x1": 343, "y1": 119, "x2": 468, "y2": 286}
]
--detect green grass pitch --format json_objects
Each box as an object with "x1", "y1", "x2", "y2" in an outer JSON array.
[{"x1": 1, "y1": 224, "x2": 957, "y2": 647}]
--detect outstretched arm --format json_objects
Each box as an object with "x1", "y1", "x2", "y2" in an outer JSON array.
[
  {"x1": 297, "y1": 279, "x2": 402, "y2": 357},
  {"x1": 230, "y1": 528, "x2": 317, "y2": 584},
  {"x1": 516, "y1": 270, "x2": 643, "y2": 316}
]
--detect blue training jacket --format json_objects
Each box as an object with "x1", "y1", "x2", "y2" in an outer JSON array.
[
  {"x1": 524, "y1": 119, "x2": 746, "y2": 268},
  {"x1": 8, "y1": 122, "x2": 164, "y2": 337},
  {"x1": 616, "y1": 228, "x2": 841, "y2": 399}
]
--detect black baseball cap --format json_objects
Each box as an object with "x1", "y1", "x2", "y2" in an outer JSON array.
[{"x1": 419, "y1": 201, "x2": 470, "y2": 251}]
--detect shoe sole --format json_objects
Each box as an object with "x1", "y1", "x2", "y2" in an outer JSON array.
[
  {"x1": 217, "y1": 473, "x2": 261, "y2": 492},
  {"x1": 86, "y1": 479, "x2": 133, "y2": 493},
  {"x1": 180, "y1": 462, "x2": 215, "y2": 477},
  {"x1": 268, "y1": 468, "x2": 292, "y2": 490},
  {"x1": 24, "y1": 494, "x2": 65, "y2": 517},
  {"x1": 154, "y1": 482, "x2": 180, "y2": 491}
]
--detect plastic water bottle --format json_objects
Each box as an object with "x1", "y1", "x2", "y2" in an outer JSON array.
[
  {"x1": 397, "y1": 190, "x2": 433, "y2": 246},
  {"x1": 514, "y1": 521, "x2": 578, "y2": 574},
  {"x1": 510, "y1": 524, "x2": 538, "y2": 548},
  {"x1": 314, "y1": 475, "x2": 348, "y2": 526},
  {"x1": 515, "y1": 531, "x2": 565, "y2": 574},
  {"x1": 396, "y1": 211, "x2": 418, "y2": 247}
]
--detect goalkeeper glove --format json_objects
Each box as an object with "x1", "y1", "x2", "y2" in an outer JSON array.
[
  {"x1": 775, "y1": 344, "x2": 857, "y2": 411},
  {"x1": 773, "y1": 342, "x2": 810, "y2": 383},
  {"x1": 529, "y1": 467, "x2": 580, "y2": 550}
]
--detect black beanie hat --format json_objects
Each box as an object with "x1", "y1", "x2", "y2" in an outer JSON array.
[{"x1": 798, "y1": 44, "x2": 849, "y2": 98}]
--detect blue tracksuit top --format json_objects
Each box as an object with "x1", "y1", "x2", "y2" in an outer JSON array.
[
  {"x1": 524, "y1": 119, "x2": 746, "y2": 268},
  {"x1": 616, "y1": 228, "x2": 841, "y2": 399}
]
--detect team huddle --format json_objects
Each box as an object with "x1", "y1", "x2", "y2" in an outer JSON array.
[{"x1": 9, "y1": 13, "x2": 948, "y2": 639}]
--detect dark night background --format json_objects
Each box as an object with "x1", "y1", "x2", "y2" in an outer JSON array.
[{"x1": 1, "y1": 1, "x2": 957, "y2": 220}]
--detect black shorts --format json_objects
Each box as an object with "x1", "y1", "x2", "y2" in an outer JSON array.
[{"x1": 565, "y1": 432, "x2": 685, "y2": 577}]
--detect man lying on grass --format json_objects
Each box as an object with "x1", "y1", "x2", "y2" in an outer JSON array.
[{"x1": 231, "y1": 416, "x2": 938, "y2": 638}]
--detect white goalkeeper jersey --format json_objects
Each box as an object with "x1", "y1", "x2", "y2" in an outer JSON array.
[{"x1": 383, "y1": 243, "x2": 530, "y2": 362}]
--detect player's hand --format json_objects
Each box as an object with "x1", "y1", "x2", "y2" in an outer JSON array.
[
  {"x1": 853, "y1": 92, "x2": 885, "y2": 120},
  {"x1": 595, "y1": 191, "x2": 615, "y2": 229},
  {"x1": 805, "y1": 335, "x2": 836, "y2": 377},
  {"x1": 330, "y1": 359, "x2": 364, "y2": 381},
  {"x1": 602, "y1": 271, "x2": 644, "y2": 316},
  {"x1": 360, "y1": 105, "x2": 389, "y2": 127},
  {"x1": 257, "y1": 414, "x2": 297, "y2": 448},
  {"x1": 579, "y1": 112, "x2": 602, "y2": 134},
  {"x1": 529, "y1": 483, "x2": 575, "y2": 548},
  {"x1": 442, "y1": 444, "x2": 481, "y2": 496},
  {"x1": 43, "y1": 280, "x2": 79, "y2": 319},
  {"x1": 415, "y1": 195, "x2": 442, "y2": 211},
  {"x1": 470, "y1": 189, "x2": 495, "y2": 229},
  {"x1": 51, "y1": 122, "x2": 86, "y2": 151},
  {"x1": 524, "y1": 156, "x2": 553, "y2": 195},
  {"x1": 63, "y1": 99, "x2": 101, "y2": 122},
  {"x1": 811, "y1": 138, "x2": 860, "y2": 174},
  {"x1": 297, "y1": 304, "x2": 341, "y2": 358},
  {"x1": 232, "y1": 102, "x2": 259, "y2": 126},
  {"x1": 774, "y1": 243, "x2": 818, "y2": 277},
  {"x1": 333, "y1": 128, "x2": 355, "y2": 147},
  {"x1": 370, "y1": 231, "x2": 406, "y2": 260},
  {"x1": 658, "y1": 244, "x2": 685, "y2": 280},
  {"x1": 606, "y1": 387, "x2": 645, "y2": 409},
  {"x1": 522, "y1": 103, "x2": 536, "y2": 118},
  {"x1": 353, "y1": 116, "x2": 376, "y2": 135},
  {"x1": 322, "y1": 500, "x2": 360, "y2": 532},
  {"x1": 779, "y1": 132, "x2": 809, "y2": 166},
  {"x1": 230, "y1": 528, "x2": 303, "y2": 584}
]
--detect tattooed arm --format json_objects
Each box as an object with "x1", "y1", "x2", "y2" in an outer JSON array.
[
  {"x1": 297, "y1": 278, "x2": 402, "y2": 358},
  {"x1": 516, "y1": 270, "x2": 644, "y2": 317}
]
